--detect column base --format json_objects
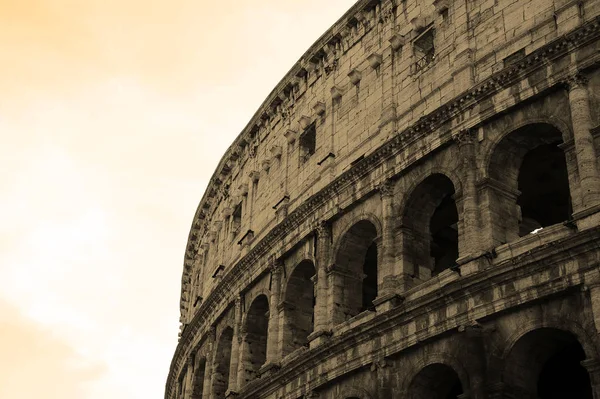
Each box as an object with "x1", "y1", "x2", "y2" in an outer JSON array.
[
  {"x1": 373, "y1": 292, "x2": 405, "y2": 313},
  {"x1": 259, "y1": 362, "x2": 280, "y2": 378},
  {"x1": 308, "y1": 329, "x2": 332, "y2": 349},
  {"x1": 573, "y1": 203, "x2": 600, "y2": 231},
  {"x1": 225, "y1": 389, "x2": 239, "y2": 398}
]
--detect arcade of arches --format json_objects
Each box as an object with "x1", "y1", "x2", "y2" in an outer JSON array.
[{"x1": 175, "y1": 116, "x2": 600, "y2": 399}]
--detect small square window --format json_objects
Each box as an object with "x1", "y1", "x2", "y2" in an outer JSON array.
[
  {"x1": 414, "y1": 27, "x2": 435, "y2": 72},
  {"x1": 299, "y1": 123, "x2": 316, "y2": 164}
]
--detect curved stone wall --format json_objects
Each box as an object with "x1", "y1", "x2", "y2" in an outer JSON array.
[{"x1": 167, "y1": 0, "x2": 600, "y2": 398}]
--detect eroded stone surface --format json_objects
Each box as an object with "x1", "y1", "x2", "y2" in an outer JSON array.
[{"x1": 167, "y1": 0, "x2": 600, "y2": 398}]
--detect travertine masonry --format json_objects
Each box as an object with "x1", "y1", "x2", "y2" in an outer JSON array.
[{"x1": 167, "y1": 0, "x2": 600, "y2": 398}]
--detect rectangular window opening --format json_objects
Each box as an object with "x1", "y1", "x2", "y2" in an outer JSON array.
[
  {"x1": 414, "y1": 27, "x2": 435, "y2": 72},
  {"x1": 232, "y1": 202, "x2": 242, "y2": 237},
  {"x1": 299, "y1": 123, "x2": 316, "y2": 164}
]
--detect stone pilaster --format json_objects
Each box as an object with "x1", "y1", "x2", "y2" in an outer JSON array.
[
  {"x1": 226, "y1": 297, "x2": 242, "y2": 397},
  {"x1": 206, "y1": 326, "x2": 217, "y2": 399},
  {"x1": 566, "y1": 74, "x2": 600, "y2": 219},
  {"x1": 183, "y1": 358, "x2": 195, "y2": 398},
  {"x1": 309, "y1": 221, "x2": 333, "y2": 348},
  {"x1": 581, "y1": 358, "x2": 600, "y2": 399},
  {"x1": 451, "y1": 0, "x2": 474, "y2": 94},
  {"x1": 457, "y1": 324, "x2": 490, "y2": 399},
  {"x1": 235, "y1": 328, "x2": 248, "y2": 391},
  {"x1": 585, "y1": 282, "x2": 600, "y2": 336},
  {"x1": 262, "y1": 258, "x2": 283, "y2": 372},
  {"x1": 373, "y1": 180, "x2": 405, "y2": 312},
  {"x1": 454, "y1": 128, "x2": 481, "y2": 261},
  {"x1": 201, "y1": 355, "x2": 212, "y2": 399}
]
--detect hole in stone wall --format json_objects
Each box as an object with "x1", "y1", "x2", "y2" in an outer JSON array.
[
  {"x1": 504, "y1": 328, "x2": 592, "y2": 398},
  {"x1": 282, "y1": 260, "x2": 316, "y2": 356},
  {"x1": 241, "y1": 295, "x2": 269, "y2": 386},
  {"x1": 488, "y1": 123, "x2": 571, "y2": 245},
  {"x1": 232, "y1": 202, "x2": 242, "y2": 237},
  {"x1": 430, "y1": 193, "x2": 459, "y2": 275},
  {"x1": 517, "y1": 143, "x2": 571, "y2": 236},
  {"x1": 299, "y1": 123, "x2": 316, "y2": 164},
  {"x1": 212, "y1": 327, "x2": 233, "y2": 398},
  {"x1": 402, "y1": 173, "x2": 458, "y2": 280},
  {"x1": 408, "y1": 363, "x2": 464, "y2": 399},
  {"x1": 334, "y1": 220, "x2": 379, "y2": 321}
]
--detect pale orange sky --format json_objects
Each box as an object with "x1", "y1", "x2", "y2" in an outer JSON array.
[{"x1": 0, "y1": 1, "x2": 357, "y2": 398}]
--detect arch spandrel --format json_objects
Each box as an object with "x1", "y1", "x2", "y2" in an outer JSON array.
[{"x1": 168, "y1": 2, "x2": 600, "y2": 398}]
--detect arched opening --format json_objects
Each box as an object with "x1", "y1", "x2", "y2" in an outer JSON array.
[
  {"x1": 212, "y1": 327, "x2": 233, "y2": 398},
  {"x1": 487, "y1": 123, "x2": 571, "y2": 243},
  {"x1": 191, "y1": 358, "x2": 206, "y2": 399},
  {"x1": 408, "y1": 363, "x2": 464, "y2": 399},
  {"x1": 503, "y1": 328, "x2": 592, "y2": 398},
  {"x1": 517, "y1": 143, "x2": 571, "y2": 236},
  {"x1": 240, "y1": 295, "x2": 269, "y2": 386},
  {"x1": 282, "y1": 260, "x2": 316, "y2": 356},
  {"x1": 334, "y1": 220, "x2": 379, "y2": 322},
  {"x1": 362, "y1": 242, "x2": 378, "y2": 311},
  {"x1": 402, "y1": 174, "x2": 458, "y2": 281}
]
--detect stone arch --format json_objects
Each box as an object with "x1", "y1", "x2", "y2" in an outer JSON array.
[
  {"x1": 240, "y1": 289, "x2": 271, "y2": 328},
  {"x1": 336, "y1": 386, "x2": 373, "y2": 399},
  {"x1": 488, "y1": 317, "x2": 600, "y2": 380},
  {"x1": 482, "y1": 116, "x2": 573, "y2": 170},
  {"x1": 332, "y1": 212, "x2": 383, "y2": 255},
  {"x1": 396, "y1": 165, "x2": 464, "y2": 215},
  {"x1": 399, "y1": 173, "x2": 460, "y2": 281},
  {"x1": 281, "y1": 259, "x2": 316, "y2": 356},
  {"x1": 402, "y1": 353, "x2": 470, "y2": 394},
  {"x1": 499, "y1": 326, "x2": 594, "y2": 398},
  {"x1": 483, "y1": 121, "x2": 573, "y2": 245},
  {"x1": 404, "y1": 356, "x2": 468, "y2": 399},
  {"x1": 212, "y1": 326, "x2": 234, "y2": 398},
  {"x1": 191, "y1": 356, "x2": 207, "y2": 399},
  {"x1": 333, "y1": 219, "x2": 380, "y2": 322},
  {"x1": 239, "y1": 294, "x2": 270, "y2": 387}
]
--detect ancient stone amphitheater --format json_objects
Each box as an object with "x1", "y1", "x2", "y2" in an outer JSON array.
[{"x1": 166, "y1": 0, "x2": 600, "y2": 398}]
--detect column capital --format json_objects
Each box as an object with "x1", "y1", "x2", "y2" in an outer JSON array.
[
  {"x1": 564, "y1": 73, "x2": 589, "y2": 91},
  {"x1": 378, "y1": 179, "x2": 395, "y2": 198},
  {"x1": 268, "y1": 256, "x2": 284, "y2": 275},
  {"x1": 314, "y1": 220, "x2": 331, "y2": 240},
  {"x1": 453, "y1": 127, "x2": 477, "y2": 146},
  {"x1": 370, "y1": 357, "x2": 391, "y2": 372}
]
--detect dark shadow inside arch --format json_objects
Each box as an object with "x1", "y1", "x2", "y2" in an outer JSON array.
[
  {"x1": 517, "y1": 143, "x2": 571, "y2": 236},
  {"x1": 334, "y1": 220, "x2": 378, "y2": 321},
  {"x1": 282, "y1": 260, "x2": 316, "y2": 356},
  {"x1": 191, "y1": 357, "x2": 206, "y2": 399},
  {"x1": 403, "y1": 173, "x2": 458, "y2": 280},
  {"x1": 408, "y1": 363, "x2": 463, "y2": 399},
  {"x1": 488, "y1": 123, "x2": 571, "y2": 241},
  {"x1": 212, "y1": 327, "x2": 233, "y2": 398},
  {"x1": 240, "y1": 295, "x2": 269, "y2": 386},
  {"x1": 503, "y1": 328, "x2": 592, "y2": 399}
]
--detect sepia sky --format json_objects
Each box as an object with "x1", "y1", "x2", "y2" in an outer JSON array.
[{"x1": 0, "y1": 1, "x2": 357, "y2": 397}]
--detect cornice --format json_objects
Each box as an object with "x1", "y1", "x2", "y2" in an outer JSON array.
[
  {"x1": 168, "y1": 15, "x2": 600, "y2": 399},
  {"x1": 238, "y1": 227, "x2": 600, "y2": 399}
]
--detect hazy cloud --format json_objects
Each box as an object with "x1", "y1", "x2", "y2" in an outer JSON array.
[{"x1": 0, "y1": 299, "x2": 107, "y2": 399}]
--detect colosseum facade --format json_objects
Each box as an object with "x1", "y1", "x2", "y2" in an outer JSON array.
[{"x1": 166, "y1": 0, "x2": 600, "y2": 398}]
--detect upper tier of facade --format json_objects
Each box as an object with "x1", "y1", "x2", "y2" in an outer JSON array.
[
  {"x1": 168, "y1": 0, "x2": 600, "y2": 397},
  {"x1": 180, "y1": 0, "x2": 600, "y2": 326}
]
